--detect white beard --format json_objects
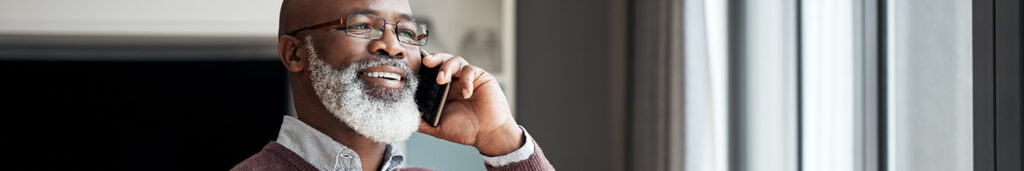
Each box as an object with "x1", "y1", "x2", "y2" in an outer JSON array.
[{"x1": 305, "y1": 36, "x2": 421, "y2": 144}]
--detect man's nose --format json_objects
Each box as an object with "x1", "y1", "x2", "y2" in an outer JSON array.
[{"x1": 368, "y1": 25, "x2": 405, "y2": 59}]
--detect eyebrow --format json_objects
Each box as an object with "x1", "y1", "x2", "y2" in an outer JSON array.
[{"x1": 349, "y1": 8, "x2": 416, "y2": 22}]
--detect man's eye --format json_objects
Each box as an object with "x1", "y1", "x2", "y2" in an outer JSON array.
[
  {"x1": 398, "y1": 30, "x2": 416, "y2": 38},
  {"x1": 346, "y1": 24, "x2": 372, "y2": 30}
]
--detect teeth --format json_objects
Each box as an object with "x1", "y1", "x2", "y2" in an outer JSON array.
[{"x1": 362, "y1": 72, "x2": 402, "y2": 80}]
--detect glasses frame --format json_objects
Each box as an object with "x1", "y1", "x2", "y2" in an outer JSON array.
[{"x1": 285, "y1": 14, "x2": 429, "y2": 46}]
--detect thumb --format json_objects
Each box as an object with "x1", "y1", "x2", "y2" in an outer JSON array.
[{"x1": 417, "y1": 120, "x2": 437, "y2": 135}]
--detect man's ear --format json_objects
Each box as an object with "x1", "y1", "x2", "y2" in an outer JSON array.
[{"x1": 278, "y1": 35, "x2": 306, "y2": 73}]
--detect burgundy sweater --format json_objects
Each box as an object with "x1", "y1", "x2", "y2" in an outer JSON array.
[{"x1": 232, "y1": 141, "x2": 554, "y2": 171}]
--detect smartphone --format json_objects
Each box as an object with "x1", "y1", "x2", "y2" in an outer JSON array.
[{"x1": 415, "y1": 49, "x2": 450, "y2": 127}]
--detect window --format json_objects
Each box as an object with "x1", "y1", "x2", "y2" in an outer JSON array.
[
  {"x1": 684, "y1": 0, "x2": 981, "y2": 170},
  {"x1": 642, "y1": 0, "x2": 1018, "y2": 170},
  {"x1": 885, "y1": 0, "x2": 974, "y2": 170}
]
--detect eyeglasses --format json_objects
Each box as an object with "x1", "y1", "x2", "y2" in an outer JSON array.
[{"x1": 286, "y1": 14, "x2": 429, "y2": 46}]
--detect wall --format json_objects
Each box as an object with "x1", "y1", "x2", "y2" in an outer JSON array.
[
  {"x1": 0, "y1": 0, "x2": 280, "y2": 36},
  {"x1": 515, "y1": 0, "x2": 627, "y2": 170}
]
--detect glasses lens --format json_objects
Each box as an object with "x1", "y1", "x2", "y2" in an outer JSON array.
[
  {"x1": 396, "y1": 21, "x2": 429, "y2": 46},
  {"x1": 342, "y1": 14, "x2": 428, "y2": 46},
  {"x1": 346, "y1": 14, "x2": 384, "y2": 39}
]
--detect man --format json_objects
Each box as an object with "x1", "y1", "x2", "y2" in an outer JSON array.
[{"x1": 232, "y1": 0, "x2": 554, "y2": 170}]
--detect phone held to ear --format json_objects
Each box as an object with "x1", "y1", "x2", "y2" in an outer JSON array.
[{"x1": 415, "y1": 49, "x2": 450, "y2": 127}]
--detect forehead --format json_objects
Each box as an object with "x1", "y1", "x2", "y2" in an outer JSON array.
[{"x1": 321, "y1": 0, "x2": 412, "y2": 21}]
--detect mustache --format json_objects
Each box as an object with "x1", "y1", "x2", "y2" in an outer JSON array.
[{"x1": 349, "y1": 55, "x2": 416, "y2": 80}]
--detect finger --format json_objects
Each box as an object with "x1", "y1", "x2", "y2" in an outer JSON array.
[
  {"x1": 448, "y1": 81, "x2": 468, "y2": 101},
  {"x1": 439, "y1": 56, "x2": 468, "y2": 84},
  {"x1": 422, "y1": 52, "x2": 455, "y2": 68},
  {"x1": 424, "y1": 53, "x2": 457, "y2": 84},
  {"x1": 457, "y1": 65, "x2": 481, "y2": 99},
  {"x1": 418, "y1": 120, "x2": 437, "y2": 135}
]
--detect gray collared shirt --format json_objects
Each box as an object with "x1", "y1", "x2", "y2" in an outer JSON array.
[
  {"x1": 276, "y1": 116, "x2": 404, "y2": 171},
  {"x1": 276, "y1": 115, "x2": 536, "y2": 170}
]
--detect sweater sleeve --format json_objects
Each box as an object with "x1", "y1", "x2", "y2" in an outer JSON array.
[{"x1": 483, "y1": 127, "x2": 555, "y2": 171}]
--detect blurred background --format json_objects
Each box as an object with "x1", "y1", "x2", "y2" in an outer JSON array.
[{"x1": 1, "y1": 0, "x2": 1020, "y2": 170}]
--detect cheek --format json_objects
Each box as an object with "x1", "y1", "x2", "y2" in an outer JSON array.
[
  {"x1": 320, "y1": 38, "x2": 368, "y2": 65},
  {"x1": 408, "y1": 58, "x2": 421, "y2": 72}
]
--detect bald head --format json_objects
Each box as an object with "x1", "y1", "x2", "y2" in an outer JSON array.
[{"x1": 279, "y1": 0, "x2": 414, "y2": 36}]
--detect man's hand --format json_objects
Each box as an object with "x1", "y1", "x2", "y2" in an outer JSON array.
[{"x1": 417, "y1": 52, "x2": 524, "y2": 156}]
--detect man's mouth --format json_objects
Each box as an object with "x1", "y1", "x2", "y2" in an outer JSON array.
[
  {"x1": 362, "y1": 72, "x2": 402, "y2": 80},
  {"x1": 356, "y1": 66, "x2": 407, "y2": 90}
]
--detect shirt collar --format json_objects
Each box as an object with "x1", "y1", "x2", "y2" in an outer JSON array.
[{"x1": 275, "y1": 115, "x2": 405, "y2": 171}]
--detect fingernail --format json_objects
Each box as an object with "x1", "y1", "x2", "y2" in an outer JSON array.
[
  {"x1": 463, "y1": 89, "x2": 470, "y2": 99},
  {"x1": 437, "y1": 71, "x2": 445, "y2": 84}
]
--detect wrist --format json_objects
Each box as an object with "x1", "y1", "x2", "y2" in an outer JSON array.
[{"x1": 475, "y1": 124, "x2": 524, "y2": 156}]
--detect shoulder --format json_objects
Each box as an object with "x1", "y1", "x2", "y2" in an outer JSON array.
[{"x1": 232, "y1": 142, "x2": 319, "y2": 171}]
